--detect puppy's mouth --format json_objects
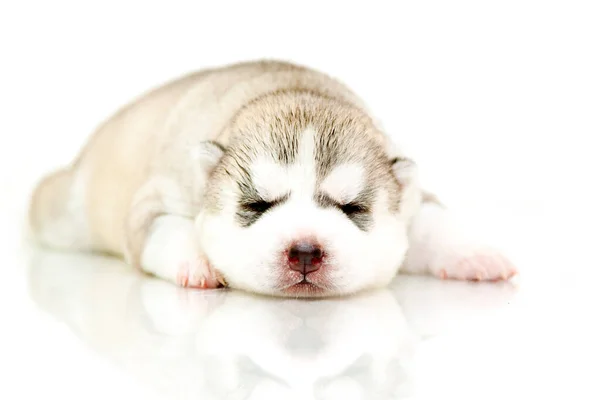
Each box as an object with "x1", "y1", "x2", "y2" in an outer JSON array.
[{"x1": 281, "y1": 278, "x2": 328, "y2": 297}]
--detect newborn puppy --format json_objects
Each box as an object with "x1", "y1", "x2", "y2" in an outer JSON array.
[{"x1": 28, "y1": 60, "x2": 517, "y2": 297}]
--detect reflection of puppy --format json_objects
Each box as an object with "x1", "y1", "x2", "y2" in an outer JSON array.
[
  {"x1": 26, "y1": 249, "x2": 417, "y2": 399},
  {"x1": 196, "y1": 291, "x2": 416, "y2": 399},
  {"x1": 28, "y1": 60, "x2": 517, "y2": 297}
]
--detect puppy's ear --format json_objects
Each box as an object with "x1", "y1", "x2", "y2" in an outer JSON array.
[
  {"x1": 191, "y1": 141, "x2": 226, "y2": 169},
  {"x1": 390, "y1": 156, "x2": 418, "y2": 188}
]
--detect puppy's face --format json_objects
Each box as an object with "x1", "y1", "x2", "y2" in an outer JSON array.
[{"x1": 197, "y1": 94, "x2": 419, "y2": 297}]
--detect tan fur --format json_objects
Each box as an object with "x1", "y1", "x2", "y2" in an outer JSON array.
[
  {"x1": 29, "y1": 60, "x2": 406, "y2": 266},
  {"x1": 29, "y1": 168, "x2": 74, "y2": 245}
]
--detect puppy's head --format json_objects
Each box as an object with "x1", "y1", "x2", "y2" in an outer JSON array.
[{"x1": 196, "y1": 92, "x2": 420, "y2": 297}]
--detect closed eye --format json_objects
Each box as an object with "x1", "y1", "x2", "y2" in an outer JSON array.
[
  {"x1": 314, "y1": 193, "x2": 369, "y2": 217},
  {"x1": 239, "y1": 193, "x2": 290, "y2": 222},
  {"x1": 314, "y1": 193, "x2": 372, "y2": 231},
  {"x1": 243, "y1": 199, "x2": 276, "y2": 214},
  {"x1": 339, "y1": 202, "x2": 368, "y2": 217}
]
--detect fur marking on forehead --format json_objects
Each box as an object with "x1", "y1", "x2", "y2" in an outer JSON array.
[
  {"x1": 320, "y1": 163, "x2": 365, "y2": 205},
  {"x1": 247, "y1": 127, "x2": 317, "y2": 202},
  {"x1": 249, "y1": 158, "x2": 290, "y2": 201}
]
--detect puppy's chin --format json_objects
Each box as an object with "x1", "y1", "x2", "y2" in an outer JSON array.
[
  {"x1": 272, "y1": 264, "x2": 336, "y2": 297},
  {"x1": 272, "y1": 278, "x2": 385, "y2": 299},
  {"x1": 231, "y1": 274, "x2": 338, "y2": 299},
  {"x1": 279, "y1": 281, "x2": 331, "y2": 298},
  {"x1": 248, "y1": 269, "x2": 384, "y2": 299}
]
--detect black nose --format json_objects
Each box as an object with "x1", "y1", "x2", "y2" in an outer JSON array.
[{"x1": 288, "y1": 242, "x2": 324, "y2": 275}]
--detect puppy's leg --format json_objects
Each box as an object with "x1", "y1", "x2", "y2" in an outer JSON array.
[
  {"x1": 123, "y1": 140, "x2": 227, "y2": 288},
  {"x1": 402, "y1": 193, "x2": 518, "y2": 281},
  {"x1": 123, "y1": 177, "x2": 225, "y2": 289},
  {"x1": 139, "y1": 214, "x2": 225, "y2": 289}
]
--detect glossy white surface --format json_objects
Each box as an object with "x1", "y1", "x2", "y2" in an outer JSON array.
[
  {"x1": 2, "y1": 204, "x2": 599, "y2": 399},
  {"x1": 2, "y1": 1, "x2": 599, "y2": 399}
]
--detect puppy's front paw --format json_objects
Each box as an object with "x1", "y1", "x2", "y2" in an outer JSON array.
[
  {"x1": 176, "y1": 257, "x2": 226, "y2": 289},
  {"x1": 433, "y1": 247, "x2": 517, "y2": 282}
]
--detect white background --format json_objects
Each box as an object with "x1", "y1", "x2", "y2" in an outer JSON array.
[{"x1": 1, "y1": 1, "x2": 599, "y2": 399}]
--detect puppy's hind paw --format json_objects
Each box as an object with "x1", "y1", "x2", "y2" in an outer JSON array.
[{"x1": 434, "y1": 247, "x2": 518, "y2": 282}]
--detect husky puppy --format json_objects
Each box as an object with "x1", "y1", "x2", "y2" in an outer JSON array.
[{"x1": 29, "y1": 60, "x2": 517, "y2": 297}]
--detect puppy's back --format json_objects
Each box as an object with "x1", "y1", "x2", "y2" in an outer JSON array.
[{"x1": 28, "y1": 60, "x2": 366, "y2": 256}]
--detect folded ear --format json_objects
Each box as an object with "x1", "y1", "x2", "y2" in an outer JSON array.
[
  {"x1": 390, "y1": 156, "x2": 418, "y2": 188},
  {"x1": 191, "y1": 141, "x2": 226, "y2": 169}
]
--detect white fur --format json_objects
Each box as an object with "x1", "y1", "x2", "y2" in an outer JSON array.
[
  {"x1": 141, "y1": 215, "x2": 221, "y2": 288},
  {"x1": 250, "y1": 128, "x2": 318, "y2": 201},
  {"x1": 293, "y1": 127, "x2": 319, "y2": 196},
  {"x1": 402, "y1": 202, "x2": 517, "y2": 281},
  {"x1": 141, "y1": 215, "x2": 201, "y2": 279},
  {"x1": 251, "y1": 158, "x2": 292, "y2": 200},
  {"x1": 320, "y1": 163, "x2": 365, "y2": 204},
  {"x1": 196, "y1": 127, "x2": 411, "y2": 297}
]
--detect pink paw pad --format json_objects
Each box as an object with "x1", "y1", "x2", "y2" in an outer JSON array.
[
  {"x1": 175, "y1": 258, "x2": 226, "y2": 289},
  {"x1": 437, "y1": 251, "x2": 517, "y2": 282}
]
